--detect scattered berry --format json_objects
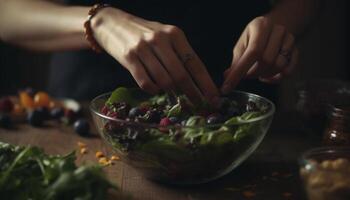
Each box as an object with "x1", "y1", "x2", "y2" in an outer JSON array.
[
  {"x1": 64, "y1": 109, "x2": 77, "y2": 124},
  {"x1": 27, "y1": 110, "x2": 44, "y2": 126},
  {"x1": 50, "y1": 107, "x2": 64, "y2": 119},
  {"x1": 36, "y1": 107, "x2": 50, "y2": 120},
  {"x1": 0, "y1": 114, "x2": 12, "y2": 128},
  {"x1": 74, "y1": 119, "x2": 90, "y2": 136},
  {"x1": 0, "y1": 97, "x2": 14, "y2": 113}
]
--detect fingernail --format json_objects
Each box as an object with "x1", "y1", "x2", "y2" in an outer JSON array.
[{"x1": 221, "y1": 84, "x2": 230, "y2": 94}]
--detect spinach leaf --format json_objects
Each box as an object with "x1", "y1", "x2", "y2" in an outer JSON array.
[
  {"x1": 0, "y1": 142, "x2": 117, "y2": 200},
  {"x1": 106, "y1": 87, "x2": 138, "y2": 106}
]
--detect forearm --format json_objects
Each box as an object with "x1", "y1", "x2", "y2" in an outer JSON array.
[
  {"x1": 266, "y1": 0, "x2": 319, "y2": 36},
  {"x1": 0, "y1": 0, "x2": 90, "y2": 51}
]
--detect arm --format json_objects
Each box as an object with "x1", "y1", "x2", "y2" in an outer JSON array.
[
  {"x1": 0, "y1": 0, "x2": 90, "y2": 51},
  {"x1": 0, "y1": 0, "x2": 220, "y2": 102},
  {"x1": 221, "y1": 0, "x2": 319, "y2": 94}
]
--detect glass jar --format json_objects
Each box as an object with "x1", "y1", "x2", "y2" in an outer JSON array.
[
  {"x1": 295, "y1": 90, "x2": 328, "y2": 135},
  {"x1": 295, "y1": 79, "x2": 350, "y2": 136},
  {"x1": 323, "y1": 105, "x2": 350, "y2": 146},
  {"x1": 299, "y1": 147, "x2": 350, "y2": 200}
]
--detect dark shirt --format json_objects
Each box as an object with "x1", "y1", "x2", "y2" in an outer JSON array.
[{"x1": 48, "y1": 0, "x2": 273, "y2": 100}]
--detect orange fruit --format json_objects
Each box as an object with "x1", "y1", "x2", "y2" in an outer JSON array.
[
  {"x1": 19, "y1": 91, "x2": 34, "y2": 109},
  {"x1": 34, "y1": 92, "x2": 50, "y2": 107}
]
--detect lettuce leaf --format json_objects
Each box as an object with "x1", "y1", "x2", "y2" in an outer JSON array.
[{"x1": 106, "y1": 87, "x2": 138, "y2": 106}]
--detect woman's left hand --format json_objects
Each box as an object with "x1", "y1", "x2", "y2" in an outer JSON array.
[{"x1": 221, "y1": 16, "x2": 298, "y2": 94}]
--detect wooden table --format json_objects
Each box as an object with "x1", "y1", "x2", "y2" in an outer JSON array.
[{"x1": 0, "y1": 109, "x2": 320, "y2": 200}]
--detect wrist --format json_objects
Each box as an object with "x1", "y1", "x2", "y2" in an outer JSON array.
[
  {"x1": 90, "y1": 7, "x2": 131, "y2": 32},
  {"x1": 83, "y1": 4, "x2": 113, "y2": 52}
]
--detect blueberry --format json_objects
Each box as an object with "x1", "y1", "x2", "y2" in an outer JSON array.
[
  {"x1": 28, "y1": 110, "x2": 44, "y2": 126},
  {"x1": 169, "y1": 116, "x2": 179, "y2": 123},
  {"x1": 74, "y1": 119, "x2": 90, "y2": 136},
  {"x1": 246, "y1": 101, "x2": 258, "y2": 112},
  {"x1": 36, "y1": 107, "x2": 50, "y2": 120},
  {"x1": 0, "y1": 114, "x2": 12, "y2": 128},
  {"x1": 206, "y1": 113, "x2": 223, "y2": 124},
  {"x1": 50, "y1": 107, "x2": 64, "y2": 119},
  {"x1": 128, "y1": 107, "x2": 142, "y2": 118}
]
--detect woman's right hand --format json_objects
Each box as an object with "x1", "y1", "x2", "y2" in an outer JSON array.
[{"x1": 91, "y1": 7, "x2": 219, "y2": 103}]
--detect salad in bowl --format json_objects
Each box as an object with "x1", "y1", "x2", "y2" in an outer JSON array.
[{"x1": 90, "y1": 87, "x2": 275, "y2": 184}]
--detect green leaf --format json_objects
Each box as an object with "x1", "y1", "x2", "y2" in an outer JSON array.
[
  {"x1": 138, "y1": 137, "x2": 191, "y2": 162},
  {"x1": 167, "y1": 103, "x2": 181, "y2": 117},
  {"x1": 149, "y1": 94, "x2": 168, "y2": 106},
  {"x1": 224, "y1": 111, "x2": 261, "y2": 125},
  {"x1": 106, "y1": 87, "x2": 138, "y2": 106},
  {"x1": 0, "y1": 142, "x2": 117, "y2": 200},
  {"x1": 185, "y1": 116, "x2": 206, "y2": 126}
]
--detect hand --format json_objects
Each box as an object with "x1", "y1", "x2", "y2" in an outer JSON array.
[
  {"x1": 221, "y1": 16, "x2": 298, "y2": 94},
  {"x1": 91, "y1": 8, "x2": 219, "y2": 103}
]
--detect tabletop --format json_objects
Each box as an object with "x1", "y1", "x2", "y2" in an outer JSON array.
[{"x1": 0, "y1": 107, "x2": 321, "y2": 200}]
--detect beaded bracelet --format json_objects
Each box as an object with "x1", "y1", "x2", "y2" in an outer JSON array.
[{"x1": 84, "y1": 4, "x2": 110, "y2": 53}]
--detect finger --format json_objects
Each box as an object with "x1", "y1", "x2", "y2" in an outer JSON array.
[
  {"x1": 124, "y1": 53, "x2": 160, "y2": 94},
  {"x1": 259, "y1": 47, "x2": 298, "y2": 83},
  {"x1": 151, "y1": 36, "x2": 203, "y2": 103},
  {"x1": 281, "y1": 47, "x2": 298, "y2": 76},
  {"x1": 259, "y1": 73, "x2": 283, "y2": 84},
  {"x1": 221, "y1": 20, "x2": 271, "y2": 94},
  {"x1": 137, "y1": 45, "x2": 176, "y2": 91},
  {"x1": 261, "y1": 32, "x2": 295, "y2": 78},
  {"x1": 247, "y1": 25, "x2": 286, "y2": 78},
  {"x1": 171, "y1": 30, "x2": 220, "y2": 102},
  {"x1": 224, "y1": 42, "x2": 245, "y2": 80}
]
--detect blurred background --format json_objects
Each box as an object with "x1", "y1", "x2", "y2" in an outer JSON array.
[{"x1": 0, "y1": 0, "x2": 349, "y2": 111}]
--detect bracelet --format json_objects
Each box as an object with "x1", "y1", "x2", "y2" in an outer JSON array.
[{"x1": 84, "y1": 3, "x2": 110, "y2": 53}]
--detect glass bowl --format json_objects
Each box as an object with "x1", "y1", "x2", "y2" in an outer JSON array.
[
  {"x1": 90, "y1": 91, "x2": 275, "y2": 185},
  {"x1": 299, "y1": 147, "x2": 350, "y2": 200}
]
